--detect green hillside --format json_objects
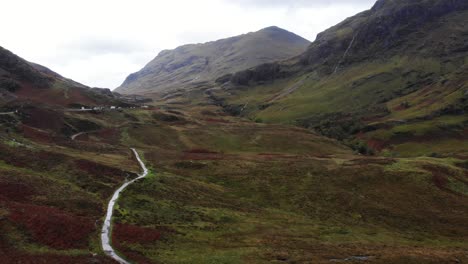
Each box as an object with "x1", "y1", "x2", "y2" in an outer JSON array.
[{"x1": 208, "y1": 0, "x2": 468, "y2": 158}]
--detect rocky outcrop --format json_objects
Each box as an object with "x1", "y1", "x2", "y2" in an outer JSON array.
[
  {"x1": 301, "y1": 0, "x2": 468, "y2": 67},
  {"x1": 229, "y1": 0, "x2": 468, "y2": 85}
]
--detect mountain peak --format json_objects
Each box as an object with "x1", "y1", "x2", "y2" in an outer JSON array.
[
  {"x1": 116, "y1": 28, "x2": 310, "y2": 94},
  {"x1": 259, "y1": 26, "x2": 283, "y2": 32}
]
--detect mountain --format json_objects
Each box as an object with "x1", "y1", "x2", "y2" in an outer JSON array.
[
  {"x1": 209, "y1": 0, "x2": 468, "y2": 158},
  {"x1": 1, "y1": 2, "x2": 468, "y2": 263},
  {"x1": 0, "y1": 46, "x2": 125, "y2": 108},
  {"x1": 115, "y1": 26, "x2": 310, "y2": 95}
]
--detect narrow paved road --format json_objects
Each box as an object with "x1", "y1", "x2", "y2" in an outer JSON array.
[
  {"x1": 101, "y1": 148, "x2": 149, "y2": 264},
  {"x1": 70, "y1": 132, "x2": 86, "y2": 140}
]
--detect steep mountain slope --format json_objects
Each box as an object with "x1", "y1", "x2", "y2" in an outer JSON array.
[
  {"x1": 208, "y1": 0, "x2": 468, "y2": 158},
  {"x1": 115, "y1": 26, "x2": 310, "y2": 95},
  {"x1": 0, "y1": 46, "x2": 122, "y2": 108}
]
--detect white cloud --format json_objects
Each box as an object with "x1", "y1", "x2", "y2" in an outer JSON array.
[{"x1": 0, "y1": 0, "x2": 376, "y2": 89}]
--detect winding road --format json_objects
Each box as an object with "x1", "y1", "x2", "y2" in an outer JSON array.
[
  {"x1": 101, "y1": 148, "x2": 149, "y2": 264},
  {"x1": 70, "y1": 132, "x2": 87, "y2": 140}
]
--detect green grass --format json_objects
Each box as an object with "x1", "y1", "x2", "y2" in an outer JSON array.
[
  {"x1": 224, "y1": 55, "x2": 460, "y2": 126},
  {"x1": 0, "y1": 91, "x2": 466, "y2": 263},
  {"x1": 390, "y1": 139, "x2": 468, "y2": 157},
  {"x1": 113, "y1": 142, "x2": 468, "y2": 263},
  {"x1": 365, "y1": 115, "x2": 467, "y2": 141}
]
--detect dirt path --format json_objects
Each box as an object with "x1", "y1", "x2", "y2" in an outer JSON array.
[{"x1": 101, "y1": 148, "x2": 149, "y2": 264}]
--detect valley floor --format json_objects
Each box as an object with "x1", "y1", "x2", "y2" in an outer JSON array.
[{"x1": 0, "y1": 104, "x2": 467, "y2": 264}]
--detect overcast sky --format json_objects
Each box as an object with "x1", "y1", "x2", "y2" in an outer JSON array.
[{"x1": 0, "y1": 0, "x2": 376, "y2": 89}]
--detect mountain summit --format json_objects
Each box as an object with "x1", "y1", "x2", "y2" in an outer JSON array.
[{"x1": 115, "y1": 26, "x2": 310, "y2": 95}]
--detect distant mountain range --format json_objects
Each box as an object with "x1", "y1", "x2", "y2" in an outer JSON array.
[{"x1": 115, "y1": 26, "x2": 310, "y2": 95}]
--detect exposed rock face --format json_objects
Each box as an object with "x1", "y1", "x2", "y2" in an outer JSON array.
[
  {"x1": 115, "y1": 26, "x2": 310, "y2": 95},
  {"x1": 226, "y1": 0, "x2": 468, "y2": 85},
  {"x1": 301, "y1": 0, "x2": 468, "y2": 68}
]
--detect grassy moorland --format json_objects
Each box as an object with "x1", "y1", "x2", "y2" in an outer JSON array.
[
  {"x1": 111, "y1": 108, "x2": 468, "y2": 264},
  {"x1": 0, "y1": 103, "x2": 467, "y2": 263},
  {"x1": 210, "y1": 53, "x2": 467, "y2": 158},
  {"x1": 0, "y1": 107, "x2": 137, "y2": 263}
]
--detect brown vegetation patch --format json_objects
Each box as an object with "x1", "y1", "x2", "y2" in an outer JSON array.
[
  {"x1": 111, "y1": 250, "x2": 153, "y2": 264},
  {"x1": 112, "y1": 223, "x2": 165, "y2": 264},
  {"x1": 153, "y1": 112, "x2": 184, "y2": 122},
  {"x1": 184, "y1": 148, "x2": 220, "y2": 154},
  {"x1": 75, "y1": 128, "x2": 120, "y2": 144},
  {"x1": 8, "y1": 203, "x2": 95, "y2": 249},
  {"x1": 423, "y1": 164, "x2": 452, "y2": 190},
  {"x1": 388, "y1": 129, "x2": 464, "y2": 146},
  {"x1": 0, "y1": 144, "x2": 66, "y2": 170},
  {"x1": 260, "y1": 242, "x2": 468, "y2": 264},
  {"x1": 181, "y1": 152, "x2": 225, "y2": 161},
  {"x1": 113, "y1": 223, "x2": 161, "y2": 244},
  {"x1": 366, "y1": 139, "x2": 387, "y2": 152},
  {"x1": 257, "y1": 153, "x2": 300, "y2": 160},
  {"x1": 203, "y1": 118, "x2": 230, "y2": 123},
  {"x1": 21, "y1": 107, "x2": 64, "y2": 132},
  {"x1": 0, "y1": 182, "x2": 36, "y2": 202},
  {"x1": 393, "y1": 103, "x2": 409, "y2": 111},
  {"x1": 174, "y1": 161, "x2": 208, "y2": 169},
  {"x1": 75, "y1": 159, "x2": 131, "y2": 179},
  {"x1": 97, "y1": 128, "x2": 120, "y2": 143},
  {"x1": 182, "y1": 149, "x2": 224, "y2": 160},
  {"x1": 455, "y1": 160, "x2": 468, "y2": 170},
  {"x1": 200, "y1": 110, "x2": 217, "y2": 116},
  {"x1": 346, "y1": 158, "x2": 396, "y2": 166},
  {"x1": 0, "y1": 253, "x2": 116, "y2": 264},
  {"x1": 15, "y1": 83, "x2": 96, "y2": 107},
  {"x1": 21, "y1": 125, "x2": 53, "y2": 143}
]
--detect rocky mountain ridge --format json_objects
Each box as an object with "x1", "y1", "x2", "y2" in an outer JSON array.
[{"x1": 115, "y1": 26, "x2": 310, "y2": 95}]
